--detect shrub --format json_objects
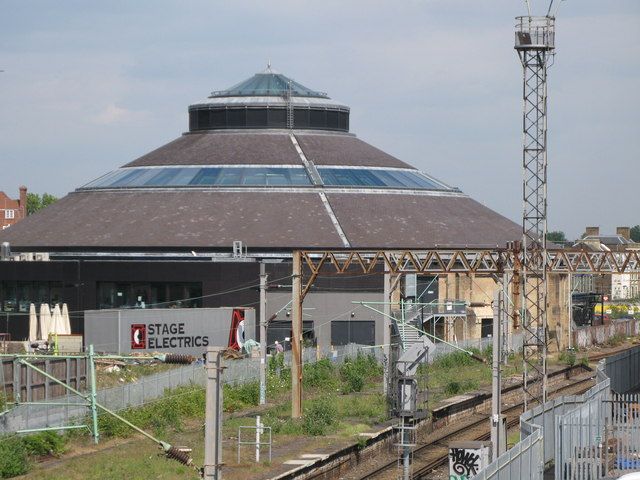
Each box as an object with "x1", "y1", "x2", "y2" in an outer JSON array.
[
  {"x1": 444, "y1": 379, "x2": 478, "y2": 396},
  {"x1": 224, "y1": 381, "x2": 259, "y2": 412},
  {"x1": 0, "y1": 436, "x2": 29, "y2": 478},
  {"x1": 22, "y1": 431, "x2": 66, "y2": 457},
  {"x1": 303, "y1": 359, "x2": 337, "y2": 388},
  {"x1": 268, "y1": 353, "x2": 285, "y2": 374},
  {"x1": 559, "y1": 350, "x2": 576, "y2": 367},
  {"x1": 303, "y1": 397, "x2": 337, "y2": 436},
  {"x1": 339, "y1": 353, "x2": 381, "y2": 394},
  {"x1": 340, "y1": 361, "x2": 365, "y2": 394}
]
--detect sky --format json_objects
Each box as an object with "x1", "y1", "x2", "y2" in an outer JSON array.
[{"x1": 0, "y1": 0, "x2": 638, "y2": 240}]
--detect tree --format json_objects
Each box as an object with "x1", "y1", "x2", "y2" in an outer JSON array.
[
  {"x1": 547, "y1": 231, "x2": 567, "y2": 243},
  {"x1": 26, "y1": 193, "x2": 58, "y2": 215},
  {"x1": 631, "y1": 225, "x2": 640, "y2": 243}
]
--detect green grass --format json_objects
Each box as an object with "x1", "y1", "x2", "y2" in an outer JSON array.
[
  {"x1": 15, "y1": 348, "x2": 543, "y2": 480},
  {"x1": 9, "y1": 353, "x2": 386, "y2": 479},
  {"x1": 425, "y1": 348, "x2": 522, "y2": 404}
]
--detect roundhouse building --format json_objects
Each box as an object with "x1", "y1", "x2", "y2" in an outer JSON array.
[{"x1": 0, "y1": 67, "x2": 523, "y2": 347}]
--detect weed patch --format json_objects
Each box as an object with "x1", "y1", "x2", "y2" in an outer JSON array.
[
  {"x1": 303, "y1": 397, "x2": 338, "y2": 436},
  {"x1": 224, "y1": 381, "x2": 259, "y2": 412},
  {"x1": 606, "y1": 334, "x2": 626, "y2": 347},
  {"x1": 339, "y1": 353, "x2": 381, "y2": 394},
  {"x1": 98, "y1": 385, "x2": 204, "y2": 438},
  {"x1": 0, "y1": 436, "x2": 29, "y2": 478},
  {"x1": 0, "y1": 431, "x2": 70, "y2": 478},
  {"x1": 559, "y1": 350, "x2": 577, "y2": 367}
]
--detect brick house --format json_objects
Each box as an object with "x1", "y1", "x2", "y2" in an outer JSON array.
[
  {"x1": 0, "y1": 187, "x2": 27, "y2": 230},
  {"x1": 574, "y1": 226, "x2": 640, "y2": 300}
]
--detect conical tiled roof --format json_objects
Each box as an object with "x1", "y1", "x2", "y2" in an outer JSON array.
[{"x1": 0, "y1": 67, "x2": 522, "y2": 252}]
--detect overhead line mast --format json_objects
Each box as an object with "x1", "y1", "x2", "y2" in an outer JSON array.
[{"x1": 515, "y1": 14, "x2": 555, "y2": 408}]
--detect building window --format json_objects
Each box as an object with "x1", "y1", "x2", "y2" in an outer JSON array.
[
  {"x1": 267, "y1": 320, "x2": 315, "y2": 350},
  {"x1": 331, "y1": 320, "x2": 375, "y2": 346},
  {"x1": 0, "y1": 281, "x2": 65, "y2": 313},
  {"x1": 481, "y1": 318, "x2": 493, "y2": 338},
  {"x1": 96, "y1": 282, "x2": 202, "y2": 309},
  {"x1": 4, "y1": 210, "x2": 15, "y2": 220}
]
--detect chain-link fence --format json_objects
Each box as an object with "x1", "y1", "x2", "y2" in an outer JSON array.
[
  {"x1": 0, "y1": 343, "x2": 381, "y2": 434},
  {"x1": 1, "y1": 336, "x2": 522, "y2": 435}
]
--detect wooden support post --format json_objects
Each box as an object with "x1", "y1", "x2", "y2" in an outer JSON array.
[{"x1": 291, "y1": 250, "x2": 303, "y2": 419}]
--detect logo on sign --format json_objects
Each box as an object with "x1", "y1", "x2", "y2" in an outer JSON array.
[{"x1": 131, "y1": 324, "x2": 146, "y2": 349}]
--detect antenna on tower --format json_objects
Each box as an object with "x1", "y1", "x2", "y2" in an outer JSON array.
[
  {"x1": 286, "y1": 79, "x2": 294, "y2": 130},
  {"x1": 547, "y1": 0, "x2": 555, "y2": 16},
  {"x1": 524, "y1": 0, "x2": 532, "y2": 16},
  {"x1": 548, "y1": 0, "x2": 566, "y2": 18}
]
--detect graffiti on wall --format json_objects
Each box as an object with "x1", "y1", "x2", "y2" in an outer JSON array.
[
  {"x1": 450, "y1": 447, "x2": 480, "y2": 477},
  {"x1": 448, "y1": 443, "x2": 490, "y2": 480}
]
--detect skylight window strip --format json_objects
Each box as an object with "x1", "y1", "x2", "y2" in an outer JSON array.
[
  {"x1": 81, "y1": 166, "x2": 451, "y2": 191},
  {"x1": 119, "y1": 164, "x2": 306, "y2": 169}
]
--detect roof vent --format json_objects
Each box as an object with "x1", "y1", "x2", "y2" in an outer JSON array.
[{"x1": 232, "y1": 240, "x2": 247, "y2": 258}]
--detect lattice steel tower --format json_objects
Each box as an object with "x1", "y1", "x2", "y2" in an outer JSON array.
[{"x1": 515, "y1": 15, "x2": 555, "y2": 409}]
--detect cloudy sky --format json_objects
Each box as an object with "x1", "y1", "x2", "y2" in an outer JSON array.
[{"x1": 0, "y1": 0, "x2": 638, "y2": 239}]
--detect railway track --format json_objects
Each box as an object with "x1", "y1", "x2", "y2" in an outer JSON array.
[
  {"x1": 353, "y1": 373, "x2": 595, "y2": 480},
  {"x1": 587, "y1": 344, "x2": 638, "y2": 363},
  {"x1": 288, "y1": 346, "x2": 637, "y2": 480}
]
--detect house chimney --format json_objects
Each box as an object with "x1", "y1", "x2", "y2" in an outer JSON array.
[
  {"x1": 585, "y1": 226, "x2": 599, "y2": 237},
  {"x1": 18, "y1": 186, "x2": 27, "y2": 218},
  {"x1": 616, "y1": 226, "x2": 631, "y2": 240}
]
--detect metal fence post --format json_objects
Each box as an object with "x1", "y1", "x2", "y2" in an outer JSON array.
[{"x1": 88, "y1": 344, "x2": 99, "y2": 444}]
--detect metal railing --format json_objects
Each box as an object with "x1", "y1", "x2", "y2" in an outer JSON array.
[
  {"x1": 515, "y1": 16, "x2": 555, "y2": 50},
  {"x1": 476, "y1": 345, "x2": 640, "y2": 480}
]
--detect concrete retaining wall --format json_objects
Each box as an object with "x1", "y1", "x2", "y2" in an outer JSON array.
[{"x1": 572, "y1": 319, "x2": 640, "y2": 349}]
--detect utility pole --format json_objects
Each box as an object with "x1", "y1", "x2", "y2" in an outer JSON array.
[
  {"x1": 383, "y1": 265, "x2": 391, "y2": 395},
  {"x1": 204, "y1": 347, "x2": 224, "y2": 480},
  {"x1": 491, "y1": 288, "x2": 506, "y2": 461},
  {"x1": 291, "y1": 251, "x2": 303, "y2": 418},
  {"x1": 259, "y1": 263, "x2": 268, "y2": 405},
  {"x1": 568, "y1": 273, "x2": 573, "y2": 350}
]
